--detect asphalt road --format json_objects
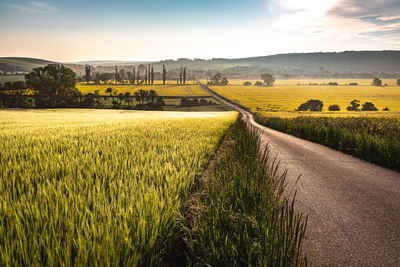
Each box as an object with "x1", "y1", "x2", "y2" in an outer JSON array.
[{"x1": 200, "y1": 83, "x2": 400, "y2": 266}]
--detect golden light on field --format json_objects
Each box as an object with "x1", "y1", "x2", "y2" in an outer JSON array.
[
  {"x1": 211, "y1": 79, "x2": 400, "y2": 116},
  {"x1": 0, "y1": 109, "x2": 237, "y2": 265},
  {"x1": 76, "y1": 83, "x2": 209, "y2": 96}
]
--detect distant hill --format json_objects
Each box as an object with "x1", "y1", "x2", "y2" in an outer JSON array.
[
  {"x1": 0, "y1": 57, "x2": 56, "y2": 72},
  {"x1": 0, "y1": 57, "x2": 84, "y2": 74},
  {"x1": 1, "y1": 51, "x2": 400, "y2": 78}
]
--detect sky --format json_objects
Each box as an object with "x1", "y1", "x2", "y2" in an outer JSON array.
[{"x1": 0, "y1": 0, "x2": 399, "y2": 62}]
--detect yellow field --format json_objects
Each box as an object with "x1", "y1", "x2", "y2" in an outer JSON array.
[
  {"x1": 0, "y1": 109, "x2": 237, "y2": 265},
  {"x1": 77, "y1": 83, "x2": 208, "y2": 96},
  {"x1": 210, "y1": 79, "x2": 400, "y2": 117},
  {"x1": 227, "y1": 79, "x2": 399, "y2": 86}
]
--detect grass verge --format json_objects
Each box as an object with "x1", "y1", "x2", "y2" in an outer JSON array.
[
  {"x1": 178, "y1": 118, "x2": 308, "y2": 266},
  {"x1": 255, "y1": 114, "x2": 400, "y2": 171}
]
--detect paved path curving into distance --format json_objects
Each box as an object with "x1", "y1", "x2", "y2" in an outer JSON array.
[{"x1": 199, "y1": 82, "x2": 400, "y2": 266}]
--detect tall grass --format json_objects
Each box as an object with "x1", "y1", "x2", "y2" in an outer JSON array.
[
  {"x1": 182, "y1": 118, "x2": 308, "y2": 266},
  {"x1": 255, "y1": 114, "x2": 400, "y2": 170},
  {"x1": 0, "y1": 109, "x2": 236, "y2": 266}
]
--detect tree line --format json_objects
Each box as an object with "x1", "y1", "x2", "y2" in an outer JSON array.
[
  {"x1": 83, "y1": 64, "x2": 189, "y2": 85},
  {"x1": 0, "y1": 64, "x2": 165, "y2": 109}
]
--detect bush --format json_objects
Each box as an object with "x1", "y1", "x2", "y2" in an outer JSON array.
[
  {"x1": 243, "y1": 81, "x2": 251, "y2": 86},
  {"x1": 361, "y1": 102, "x2": 378, "y2": 111},
  {"x1": 179, "y1": 98, "x2": 215, "y2": 107},
  {"x1": 383, "y1": 107, "x2": 390, "y2": 111},
  {"x1": 254, "y1": 81, "x2": 263, "y2": 86},
  {"x1": 329, "y1": 104, "x2": 340, "y2": 111},
  {"x1": 349, "y1": 83, "x2": 358, "y2": 86},
  {"x1": 372, "y1": 77, "x2": 382, "y2": 86},
  {"x1": 397, "y1": 79, "x2": 400, "y2": 86},
  {"x1": 328, "y1": 82, "x2": 338, "y2": 86},
  {"x1": 297, "y1": 99, "x2": 323, "y2": 111},
  {"x1": 347, "y1": 99, "x2": 360, "y2": 111}
]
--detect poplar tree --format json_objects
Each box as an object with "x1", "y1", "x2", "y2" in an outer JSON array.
[
  {"x1": 162, "y1": 64, "x2": 167, "y2": 85},
  {"x1": 115, "y1": 66, "x2": 119, "y2": 83},
  {"x1": 179, "y1": 66, "x2": 183, "y2": 85},
  {"x1": 132, "y1": 66, "x2": 136, "y2": 85},
  {"x1": 151, "y1": 66, "x2": 154, "y2": 84},
  {"x1": 85, "y1": 64, "x2": 91, "y2": 84},
  {"x1": 136, "y1": 69, "x2": 140, "y2": 85},
  {"x1": 183, "y1": 67, "x2": 187, "y2": 85}
]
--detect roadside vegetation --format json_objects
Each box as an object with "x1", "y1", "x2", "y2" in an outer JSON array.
[
  {"x1": 181, "y1": 118, "x2": 307, "y2": 266},
  {"x1": 255, "y1": 115, "x2": 400, "y2": 170}
]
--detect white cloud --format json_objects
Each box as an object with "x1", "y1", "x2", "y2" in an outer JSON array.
[
  {"x1": 5, "y1": 1, "x2": 58, "y2": 14},
  {"x1": 267, "y1": 0, "x2": 400, "y2": 44}
]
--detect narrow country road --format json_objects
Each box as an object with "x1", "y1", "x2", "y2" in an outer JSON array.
[{"x1": 199, "y1": 82, "x2": 400, "y2": 266}]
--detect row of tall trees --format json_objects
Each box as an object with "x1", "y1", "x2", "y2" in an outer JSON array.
[{"x1": 84, "y1": 64, "x2": 189, "y2": 85}]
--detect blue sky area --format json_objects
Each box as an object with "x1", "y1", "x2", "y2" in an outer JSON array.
[{"x1": 0, "y1": 0, "x2": 399, "y2": 61}]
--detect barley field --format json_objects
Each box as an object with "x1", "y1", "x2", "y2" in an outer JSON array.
[
  {"x1": 211, "y1": 79, "x2": 400, "y2": 115},
  {"x1": 77, "y1": 83, "x2": 209, "y2": 96},
  {"x1": 0, "y1": 109, "x2": 237, "y2": 266}
]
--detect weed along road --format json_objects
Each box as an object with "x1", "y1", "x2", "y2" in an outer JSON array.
[{"x1": 199, "y1": 82, "x2": 400, "y2": 266}]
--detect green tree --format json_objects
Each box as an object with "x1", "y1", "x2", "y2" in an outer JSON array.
[
  {"x1": 162, "y1": 64, "x2": 167, "y2": 85},
  {"x1": 25, "y1": 64, "x2": 78, "y2": 107},
  {"x1": 261, "y1": 73, "x2": 275, "y2": 86},
  {"x1": 347, "y1": 99, "x2": 360, "y2": 111},
  {"x1": 183, "y1": 67, "x2": 187, "y2": 85},
  {"x1": 297, "y1": 99, "x2": 323, "y2": 111},
  {"x1": 118, "y1": 93, "x2": 124, "y2": 104},
  {"x1": 115, "y1": 66, "x2": 121, "y2": 83},
  {"x1": 179, "y1": 66, "x2": 183, "y2": 85},
  {"x1": 372, "y1": 77, "x2": 382, "y2": 86},
  {"x1": 151, "y1": 66, "x2": 154, "y2": 85},
  {"x1": 136, "y1": 69, "x2": 140, "y2": 85},
  {"x1": 361, "y1": 102, "x2": 378, "y2": 111},
  {"x1": 85, "y1": 64, "x2": 91, "y2": 84},
  {"x1": 132, "y1": 67, "x2": 136, "y2": 85},
  {"x1": 328, "y1": 104, "x2": 340, "y2": 111},
  {"x1": 124, "y1": 92, "x2": 132, "y2": 105},
  {"x1": 210, "y1": 73, "x2": 222, "y2": 85},
  {"x1": 105, "y1": 87, "x2": 113, "y2": 96},
  {"x1": 133, "y1": 91, "x2": 140, "y2": 104},
  {"x1": 149, "y1": 90, "x2": 157, "y2": 104}
]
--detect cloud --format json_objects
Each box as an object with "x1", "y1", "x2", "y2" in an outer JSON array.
[
  {"x1": 266, "y1": 0, "x2": 400, "y2": 45},
  {"x1": 5, "y1": 1, "x2": 59, "y2": 14}
]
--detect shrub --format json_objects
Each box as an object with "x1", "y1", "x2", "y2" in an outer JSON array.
[
  {"x1": 255, "y1": 81, "x2": 263, "y2": 86},
  {"x1": 372, "y1": 77, "x2": 382, "y2": 86},
  {"x1": 297, "y1": 99, "x2": 323, "y2": 111},
  {"x1": 397, "y1": 79, "x2": 400, "y2": 86},
  {"x1": 243, "y1": 81, "x2": 251, "y2": 86},
  {"x1": 329, "y1": 104, "x2": 340, "y2": 111},
  {"x1": 347, "y1": 99, "x2": 360, "y2": 111},
  {"x1": 328, "y1": 82, "x2": 338, "y2": 86},
  {"x1": 349, "y1": 83, "x2": 358, "y2": 86},
  {"x1": 361, "y1": 102, "x2": 378, "y2": 111},
  {"x1": 383, "y1": 107, "x2": 390, "y2": 111}
]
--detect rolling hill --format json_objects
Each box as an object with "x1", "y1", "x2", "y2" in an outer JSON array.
[{"x1": 1, "y1": 51, "x2": 399, "y2": 78}]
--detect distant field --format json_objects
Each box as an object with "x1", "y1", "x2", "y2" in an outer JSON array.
[
  {"x1": 0, "y1": 75, "x2": 25, "y2": 84},
  {"x1": 210, "y1": 79, "x2": 400, "y2": 115},
  {"x1": 228, "y1": 79, "x2": 399, "y2": 86},
  {"x1": 77, "y1": 82, "x2": 209, "y2": 96},
  {"x1": 0, "y1": 109, "x2": 237, "y2": 265}
]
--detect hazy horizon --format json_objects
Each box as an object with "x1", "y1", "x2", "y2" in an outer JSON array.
[{"x1": 1, "y1": 0, "x2": 400, "y2": 62}]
